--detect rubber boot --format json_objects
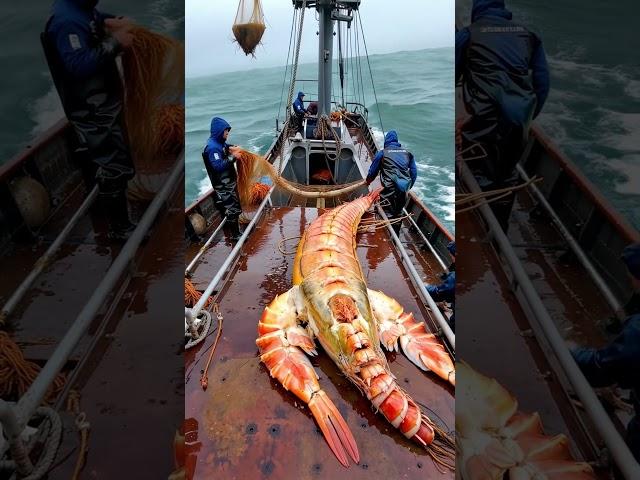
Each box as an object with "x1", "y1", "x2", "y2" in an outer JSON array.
[
  {"x1": 101, "y1": 191, "x2": 136, "y2": 242},
  {"x1": 228, "y1": 218, "x2": 243, "y2": 242}
]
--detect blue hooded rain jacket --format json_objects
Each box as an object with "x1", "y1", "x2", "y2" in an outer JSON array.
[
  {"x1": 204, "y1": 117, "x2": 233, "y2": 173},
  {"x1": 456, "y1": 0, "x2": 550, "y2": 121}
]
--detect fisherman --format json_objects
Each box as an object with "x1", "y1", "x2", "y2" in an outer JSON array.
[
  {"x1": 202, "y1": 117, "x2": 243, "y2": 241},
  {"x1": 365, "y1": 130, "x2": 417, "y2": 234},
  {"x1": 426, "y1": 241, "x2": 456, "y2": 331},
  {"x1": 42, "y1": 0, "x2": 137, "y2": 241},
  {"x1": 570, "y1": 243, "x2": 640, "y2": 464},
  {"x1": 292, "y1": 91, "x2": 308, "y2": 135},
  {"x1": 456, "y1": 0, "x2": 550, "y2": 232}
]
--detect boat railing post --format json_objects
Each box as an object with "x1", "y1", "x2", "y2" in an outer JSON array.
[
  {"x1": 459, "y1": 162, "x2": 640, "y2": 479},
  {"x1": 185, "y1": 217, "x2": 228, "y2": 277},
  {"x1": 14, "y1": 154, "x2": 184, "y2": 429},
  {"x1": 0, "y1": 186, "x2": 99, "y2": 323},
  {"x1": 515, "y1": 163, "x2": 624, "y2": 318},
  {"x1": 189, "y1": 187, "x2": 275, "y2": 321},
  {"x1": 376, "y1": 205, "x2": 456, "y2": 350},
  {"x1": 402, "y1": 207, "x2": 449, "y2": 272}
]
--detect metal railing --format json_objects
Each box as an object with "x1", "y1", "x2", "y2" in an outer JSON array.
[
  {"x1": 0, "y1": 154, "x2": 184, "y2": 477},
  {"x1": 516, "y1": 163, "x2": 624, "y2": 318},
  {"x1": 1, "y1": 186, "x2": 99, "y2": 323},
  {"x1": 376, "y1": 206, "x2": 455, "y2": 350},
  {"x1": 459, "y1": 162, "x2": 640, "y2": 479},
  {"x1": 185, "y1": 187, "x2": 275, "y2": 326}
]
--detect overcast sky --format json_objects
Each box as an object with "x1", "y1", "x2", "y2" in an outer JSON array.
[{"x1": 186, "y1": 0, "x2": 454, "y2": 77}]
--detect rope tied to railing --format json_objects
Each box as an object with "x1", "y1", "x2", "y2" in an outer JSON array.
[
  {"x1": 0, "y1": 332, "x2": 65, "y2": 403},
  {"x1": 455, "y1": 176, "x2": 543, "y2": 214},
  {"x1": 200, "y1": 304, "x2": 224, "y2": 390},
  {"x1": 67, "y1": 390, "x2": 90, "y2": 480}
]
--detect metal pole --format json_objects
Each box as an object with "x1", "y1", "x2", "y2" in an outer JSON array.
[
  {"x1": 459, "y1": 163, "x2": 640, "y2": 479},
  {"x1": 16, "y1": 156, "x2": 184, "y2": 425},
  {"x1": 376, "y1": 206, "x2": 456, "y2": 349},
  {"x1": 317, "y1": 0, "x2": 334, "y2": 116},
  {"x1": 185, "y1": 217, "x2": 227, "y2": 276},
  {"x1": 0, "y1": 186, "x2": 99, "y2": 323},
  {"x1": 402, "y1": 207, "x2": 449, "y2": 272},
  {"x1": 516, "y1": 164, "x2": 624, "y2": 317},
  {"x1": 186, "y1": 187, "x2": 274, "y2": 322}
]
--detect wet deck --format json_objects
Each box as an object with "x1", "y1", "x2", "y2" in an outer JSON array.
[
  {"x1": 185, "y1": 206, "x2": 455, "y2": 480},
  {"x1": 457, "y1": 207, "x2": 612, "y2": 478},
  {"x1": 1, "y1": 178, "x2": 184, "y2": 478}
]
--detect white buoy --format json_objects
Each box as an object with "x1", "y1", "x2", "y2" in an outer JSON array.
[
  {"x1": 10, "y1": 177, "x2": 51, "y2": 228},
  {"x1": 189, "y1": 213, "x2": 207, "y2": 235}
]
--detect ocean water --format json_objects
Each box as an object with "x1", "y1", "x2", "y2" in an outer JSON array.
[
  {"x1": 457, "y1": 0, "x2": 640, "y2": 229},
  {"x1": 0, "y1": 0, "x2": 183, "y2": 163},
  {"x1": 186, "y1": 47, "x2": 455, "y2": 232}
]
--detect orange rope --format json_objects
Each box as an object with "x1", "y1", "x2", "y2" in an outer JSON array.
[
  {"x1": 184, "y1": 278, "x2": 213, "y2": 309},
  {"x1": 250, "y1": 183, "x2": 271, "y2": 205},
  {"x1": 67, "y1": 390, "x2": 90, "y2": 480},
  {"x1": 0, "y1": 332, "x2": 65, "y2": 403},
  {"x1": 200, "y1": 305, "x2": 223, "y2": 390}
]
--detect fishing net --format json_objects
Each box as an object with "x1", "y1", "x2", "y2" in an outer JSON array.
[
  {"x1": 234, "y1": 148, "x2": 366, "y2": 201},
  {"x1": 121, "y1": 27, "x2": 185, "y2": 199},
  {"x1": 232, "y1": 0, "x2": 266, "y2": 56}
]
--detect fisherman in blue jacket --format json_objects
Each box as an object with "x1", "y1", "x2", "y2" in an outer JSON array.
[
  {"x1": 426, "y1": 241, "x2": 456, "y2": 331},
  {"x1": 571, "y1": 243, "x2": 640, "y2": 463},
  {"x1": 42, "y1": 0, "x2": 136, "y2": 241},
  {"x1": 202, "y1": 117, "x2": 243, "y2": 240},
  {"x1": 456, "y1": 0, "x2": 550, "y2": 232},
  {"x1": 366, "y1": 130, "x2": 417, "y2": 233},
  {"x1": 292, "y1": 91, "x2": 308, "y2": 135}
]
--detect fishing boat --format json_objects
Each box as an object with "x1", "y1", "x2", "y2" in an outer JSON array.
[
  {"x1": 183, "y1": 1, "x2": 455, "y2": 478},
  {"x1": 455, "y1": 17, "x2": 640, "y2": 479},
  {"x1": 0, "y1": 102, "x2": 184, "y2": 476}
]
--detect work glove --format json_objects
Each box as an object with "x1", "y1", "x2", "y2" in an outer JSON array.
[{"x1": 425, "y1": 284, "x2": 438, "y2": 295}]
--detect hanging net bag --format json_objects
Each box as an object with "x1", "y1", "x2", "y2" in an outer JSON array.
[{"x1": 232, "y1": 0, "x2": 266, "y2": 56}]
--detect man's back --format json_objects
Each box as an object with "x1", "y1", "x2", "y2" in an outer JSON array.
[{"x1": 457, "y1": 0, "x2": 549, "y2": 127}]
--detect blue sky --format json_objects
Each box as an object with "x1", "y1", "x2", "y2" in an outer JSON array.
[{"x1": 186, "y1": 0, "x2": 454, "y2": 77}]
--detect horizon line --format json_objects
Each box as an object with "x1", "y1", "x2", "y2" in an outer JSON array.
[{"x1": 186, "y1": 45, "x2": 453, "y2": 80}]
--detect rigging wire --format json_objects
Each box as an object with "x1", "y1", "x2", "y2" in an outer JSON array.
[
  {"x1": 277, "y1": 8, "x2": 298, "y2": 126},
  {"x1": 357, "y1": 11, "x2": 384, "y2": 135}
]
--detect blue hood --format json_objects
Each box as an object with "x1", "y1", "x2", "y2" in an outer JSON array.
[
  {"x1": 622, "y1": 243, "x2": 640, "y2": 280},
  {"x1": 297, "y1": 91, "x2": 305, "y2": 100},
  {"x1": 56, "y1": 0, "x2": 98, "y2": 9},
  {"x1": 384, "y1": 130, "x2": 401, "y2": 148},
  {"x1": 210, "y1": 117, "x2": 231, "y2": 143},
  {"x1": 471, "y1": 0, "x2": 512, "y2": 22}
]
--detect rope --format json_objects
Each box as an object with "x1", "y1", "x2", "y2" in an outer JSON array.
[
  {"x1": 285, "y1": 0, "x2": 307, "y2": 125},
  {"x1": 235, "y1": 148, "x2": 366, "y2": 198},
  {"x1": 184, "y1": 310, "x2": 212, "y2": 350},
  {"x1": 277, "y1": 236, "x2": 302, "y2": 255},
  {"x1": 313, "y1": 114, "x2": 342, "y2": 184},
  {"x1": 357, "y1": 11, "x2": 384, "y2": 134},
  {"x1": 67, "y1": 391, "x2": 90, "y2": 480},
  {"x1": 0, "y1": 332, "x2": 65, "y2": 403},
  {"x1": 184, "y1": 278, "x2": 213, "y2": 309},
  {"x1": 455, "y1": 176, "x2": 543, "y2": 214},
  {"x1": 277, "y1": 8, "x2": 297, "y2": 125},
  {"x1": 200, "y1": 304, "x2": 224, "y2": 390},
  {"x1": 19, "y1": 407, "x2": 63, "y2": 480}
]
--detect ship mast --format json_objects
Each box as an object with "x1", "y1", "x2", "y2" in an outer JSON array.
[{"x1": 295, "y1": 0, "x2": 360, "y2": 116}]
